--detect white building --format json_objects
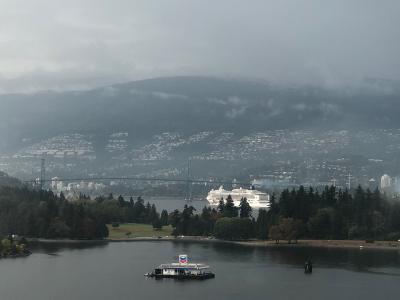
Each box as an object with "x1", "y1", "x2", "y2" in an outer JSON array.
[
  {"x1": 380, "y1": 174, "x2": 392, "y2": 189},
  {"x1": 51, "y1": 177, "x2": 59, "y2": 190},
  {"x1": 51, "y1": 177, "x2": 64, "y2": 191}
]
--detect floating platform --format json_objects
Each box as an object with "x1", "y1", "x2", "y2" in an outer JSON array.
[{"x1": 145, "y1": 255, "x2": 215, "y2": 280}]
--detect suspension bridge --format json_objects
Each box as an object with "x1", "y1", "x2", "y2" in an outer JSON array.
[{"x1": 25, "y1": 158, "x2": 254, "y2": 201}]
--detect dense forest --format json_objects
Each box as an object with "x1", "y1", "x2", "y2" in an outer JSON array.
[
  {"x1": 0, "y1": 186, "x2": 174, "y2": 239},
  {"x1": 0, "y1": 187, "x2": 107, "y2": 239},
  {"x1": 0, "y1": 187, "x2": 167, "y2": 239},
  {"x1": 164, "y1": 185, "x2": 400, "y2": 241},
  {"x1": 1, "y1": 184, "x2": 400, "y2": 241}
]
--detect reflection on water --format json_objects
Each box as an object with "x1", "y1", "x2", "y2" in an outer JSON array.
[
  {"x1": 32, "y1": 240, "x2": 400, "y2": 273},
  {"x1": 30, "y1": 241, "x2": 108, "y2": 254},
  {"x1": 255, "y1": 246, "x2": 400, "y2": 275},
  {"x1": 1, "y1": 241, "x2": 399, "y2": 300}
]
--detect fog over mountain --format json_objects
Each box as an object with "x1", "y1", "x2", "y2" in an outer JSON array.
[
  {"x1": 0, "y1": 76, "x2": 400, "y2": 154},
  {"x1": 1, "y1": 1, "x2": 400, "y2": 185},
  {"x1": 0, "y1": 1, "x2": 399, "y2": 93}
]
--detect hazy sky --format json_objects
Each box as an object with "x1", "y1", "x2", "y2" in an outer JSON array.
[{"x1": 0, "y1": 0, "x2": 399, "y2": 92}]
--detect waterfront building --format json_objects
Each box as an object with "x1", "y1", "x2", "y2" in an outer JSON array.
[{"x1": 381, "y1": 174, "x2": 392, "y2": 189}]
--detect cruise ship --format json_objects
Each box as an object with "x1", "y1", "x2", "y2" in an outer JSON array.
[{"x1": 206, "y1": 186, "x2": 270, "y2": 209}]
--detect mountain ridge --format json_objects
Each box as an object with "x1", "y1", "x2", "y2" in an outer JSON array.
[{"x1": 0, "y1": 76, "x2": 399, "y2": 154}]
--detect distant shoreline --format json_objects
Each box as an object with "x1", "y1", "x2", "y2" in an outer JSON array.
[
  {"x1": 28, "y1": 237, "x2": 400, "y2": 250},
  {"x1": 232, "y1": 239, "x2": 400, "y2": 250}
]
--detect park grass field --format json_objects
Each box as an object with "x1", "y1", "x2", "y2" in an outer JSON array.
[{"x1": 107, "y1": 223, "x2": 173, "y2": 239}]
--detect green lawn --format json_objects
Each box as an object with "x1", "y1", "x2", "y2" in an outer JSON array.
[{"x1": 107, "y1": 223, "x2": 173, "y2": 239}]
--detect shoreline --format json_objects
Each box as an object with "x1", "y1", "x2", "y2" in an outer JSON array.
[
  {"x1": 233, "y1": 239, "x2": 400, "y2": 250},
  {"x1": 27, "y1": 237, "x2": 400, "y2": 250}
]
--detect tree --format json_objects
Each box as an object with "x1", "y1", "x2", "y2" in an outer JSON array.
[
  {"x1": 117, "y1": 195, "x2": 125, "y2": 208},
  {"x1": 308, "y1": 208, "x2": 345, "y2": 239},
  {"x1": 179, "y1": 205, "x2": 196, "y2": 235},
  {"x1": 94, "y1": 220, "x2": 109, "y2": 238},
  {"x1": 47, "y1": 218, "x2": 70, "y2": 238},
  {"x1": 152, "y1": 217, "x2": 162, "y2": 231},
  {"x1": 279, "y1": 189, "x2": 292, "y2": 217},
  {"x1": 278, "y1": 218, "x2": 303, "y2": 243},
  {"x1": 223, "y1": 195, "x2": 238, "y2": 218},
  {"x1": 1, "y1": 181, "x2": 399, "y2": 242},
  {"x1": 133, "y1": 197, "x2": 145, "y2": 222},
  {"x1": 217, "y1": 198, "x2": 225, "y2": 215},
  {"x1": 256, "y1": 209, "x2": 269, "y2": 239},
  {"x1": 239, "y1": 197, "x2": 252, "y2": 218},
  {"x1": 148, "y1": 204, "x2": 158, "y2": 224},
  {"x1": 200, "y1": 206, "x2": 215, "y2": 235},
  {"x1": 371, "y1": 210, "x2": 385, "y2": 239},
  {"x1": 160, "y1": 210, "x2": 169, "y2": 226},
  {"x1": 1, "y1": 238, "x2": 11, "y2": 252},
  {"x1": 269, "y1": 225, "x2": 281, "y2": 244},
  {"x1": 169, "y1": 209, "x2": 181, "y2": 228},
  {"x1": 214, "y1": 217, "x2": 253, "y2": 240}
]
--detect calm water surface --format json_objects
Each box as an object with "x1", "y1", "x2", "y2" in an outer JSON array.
[{"x1": 0, "y1": 241, "x2": 399, "y2": 300}]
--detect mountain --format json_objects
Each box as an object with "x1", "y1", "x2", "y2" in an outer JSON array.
[{"x1": 0, "y1": 76, "x2": 399, "y2": 154}]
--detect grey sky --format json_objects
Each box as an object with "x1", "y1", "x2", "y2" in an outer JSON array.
[{"x1": 0, "y1": 0, "x2": 399, "y2": 92}]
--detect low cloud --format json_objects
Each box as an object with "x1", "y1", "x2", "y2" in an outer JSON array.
[
  {"x1": 226, "y1": 106, "x2": 248, "y2": 119},
  {"x1": 292, "y1": 103, "x2": 308, "y2": 111},
  {"x1": 0, "y1": 1, "x2": 399, "y2": 92},
  {"x1": 130, "y1": 89, "x2": 187, "y2": 100},
  {"x1": 319, "y1": 102, "x2": 340, "y2": 116}
]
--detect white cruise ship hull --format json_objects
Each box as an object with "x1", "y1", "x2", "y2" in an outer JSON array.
[{"x1": 206, "y1": 187, "x2": 270, "y2": 210}]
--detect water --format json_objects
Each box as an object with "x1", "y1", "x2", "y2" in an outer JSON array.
[{"x1": 0, "y1": 241, "x2": 399, "y2": 300}]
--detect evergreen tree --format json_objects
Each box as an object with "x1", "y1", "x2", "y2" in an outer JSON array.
[
  {"x1": 169, "y1": 210, "x2": 181, "y2": 228},
  {"x1": 239, "y1": 197, "x2": 252, "y2": 218},
  {"x1": 256, "y1": 209, "x2": 269, "y2": 239},
  {"x1": 179, "y1": 205, "x2": 196, "y2": 235},
  {"x1": 223, "y1": 195, "x2": 237, "y2": 218},
  {"x1": 217, "y1": 198, "x2": 225, "y2": 215},
  {"x1": 214, "y1": 217, "x2": 254, "y2": 240},
  {"x1": 152, "y1": 216, "x2": 162, "y2": 230},
  {"x1": 117, "y1": 195, "x2": 125, "y2": 208},
  {"x1": 160, "y1": 210, "x2": 169, "y2": 226},
  {"x1": 149, "y1": 204, "x2": 158, "y2": 223},
  {"x1": 200, "y1": 206, "x2": 215, "y2": 235},
  {"x1": 133, "y1": 197, "x2": 145, "y2": 222}
]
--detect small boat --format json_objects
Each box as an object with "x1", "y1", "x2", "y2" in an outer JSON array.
[{"x1": 144, "y1": 254, "x2": 215, "y2": 280}]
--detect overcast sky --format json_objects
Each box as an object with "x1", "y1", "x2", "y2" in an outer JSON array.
[{"x1": 0, "y1": 0, "x2": 399, "y2": 92}]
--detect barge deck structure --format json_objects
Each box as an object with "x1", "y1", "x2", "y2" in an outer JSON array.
[{"x1": 145, "y1": 255, "x2": 215, "y2": 280}]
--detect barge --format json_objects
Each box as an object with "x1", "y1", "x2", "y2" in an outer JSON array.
[{"x1": 145, "y1": 255, "x2": 215, "y2": 280}]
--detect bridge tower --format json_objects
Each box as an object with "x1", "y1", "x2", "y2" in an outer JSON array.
[
  {"x1": 347, "y1": 173, "x2": 352, "y2": 190},
  {"x1": 185, "y1": 159, "x2": 192, "y2": 202},
  {"x1": 40, "y1": 158, "x2": 46, "y2": 190}
]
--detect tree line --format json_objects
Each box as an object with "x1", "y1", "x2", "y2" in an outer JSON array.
[
  {"x1": 166, "y1": 186, "x2": 400, "y2": 241},
  {"x1": 2, "y1": 184, "x2": 400, "y2": 241},
  {"x1": 267, "y1": 185, "x2": 400, "y2": 242},
  {"x1": 169, "y1": 195, "x2": 256, "y2": 239},
  {"x1": 0, "y1": 187, "x2": 168, "y2": 239}
]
